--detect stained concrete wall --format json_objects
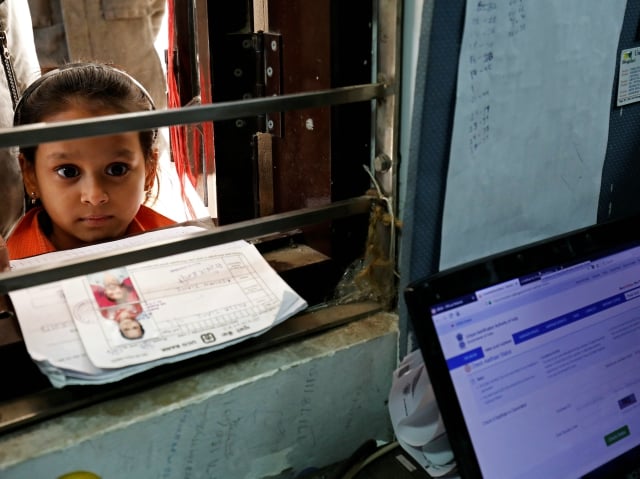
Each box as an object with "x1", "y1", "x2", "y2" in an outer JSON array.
[{"x1": 0, "y1": 313, "x2": 398, "y2": 479}]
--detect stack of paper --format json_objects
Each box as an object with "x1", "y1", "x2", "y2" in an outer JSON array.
[{"x1": 8, "y1": 227, "x2": 308, "y2": 388}]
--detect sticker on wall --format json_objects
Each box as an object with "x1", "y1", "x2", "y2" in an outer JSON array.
[{"x1": 617, "y1": 47, "x2": 640, "y2": 106}]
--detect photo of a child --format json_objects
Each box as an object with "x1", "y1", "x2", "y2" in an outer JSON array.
[
  {"x1": 113, "y1": 307, "x2": 145, "y2": 340},
  {"x1": 89, "y1": 268, "x2": 150, "y2": 342},
  {"x1": 91, "y1": 271, "x2": 140, "y2": 310}
]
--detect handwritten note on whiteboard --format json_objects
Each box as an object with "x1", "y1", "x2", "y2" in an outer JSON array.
[{"x1": 440, "y1": 0, "x2": 627, "y2": 269}]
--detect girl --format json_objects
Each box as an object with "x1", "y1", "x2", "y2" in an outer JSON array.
[{"x1": 7, "y1": 62, "x2": 176, "y2": 259}]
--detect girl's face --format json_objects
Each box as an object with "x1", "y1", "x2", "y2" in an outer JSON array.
[
  {"x1": 20, "y1": 105, "x2": 156, "y2": 251},
  {"x1": 119, "y1": 317, "x2": 144, "y2": 339}
]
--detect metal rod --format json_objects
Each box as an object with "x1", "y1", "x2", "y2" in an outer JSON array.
[
  {"x1": 0, "y1": 83, "x2": 388, "y2": 148},
  {"x1": 0, "y1": 196, "x2": 374, "y2": 293}
]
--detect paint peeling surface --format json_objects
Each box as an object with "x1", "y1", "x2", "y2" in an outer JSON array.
[{"x1": 0, "y1": 313, "x2": 398, "y2": 479}]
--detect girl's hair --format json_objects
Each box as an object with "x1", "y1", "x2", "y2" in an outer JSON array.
[{"x1": 14, "y1": 62, "x2": 159, "y2": 202}]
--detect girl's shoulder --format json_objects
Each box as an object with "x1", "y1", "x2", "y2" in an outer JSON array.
[
  {"x1": 130, "y1": 205, "x2": 177, "y2": 233},
  {"x1": 6, "y1": 208, "x2": 56, "y2": 260}
]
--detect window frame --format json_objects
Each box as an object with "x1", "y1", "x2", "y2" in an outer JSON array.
[{"x1": 0, "y1": 0, "x2": 402, "y2": 435}]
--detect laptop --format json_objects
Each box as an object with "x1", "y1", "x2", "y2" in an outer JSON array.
[{"x1": 404, "y1": 215, "x2": 640, "y2": 478}]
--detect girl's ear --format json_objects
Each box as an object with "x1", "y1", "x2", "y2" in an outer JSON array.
[
  {"x1": 144, "y1": 148, "x2": 159, "y2": 192},
  {"x1": 18, "y1": 154, "x2": 38, "y2": 196}
]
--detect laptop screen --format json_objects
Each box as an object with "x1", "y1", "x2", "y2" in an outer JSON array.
[{"x1": 405, "y1": 216, "x2": 640, "y2": 478}]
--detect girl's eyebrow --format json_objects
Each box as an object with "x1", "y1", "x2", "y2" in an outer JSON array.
[
  {"x1": 41, "y1": 151, "x2": 72, "y2": 161},
  {"x1": 112, "y1": 148, "x2": 136, "y2": 158},
  {"x1": 41, "y1": 147, "x2": 138, "y2": 161}
]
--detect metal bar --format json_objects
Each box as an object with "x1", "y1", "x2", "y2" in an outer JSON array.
[
  {"x1": 375, "y1": 0, "x2": 402, "y2": 198},
  {"x1": 0, "y1": 196, "x2": 374, "y2": 293},
  {"x1": 187, "y1": 0, "x2": 201, "y2": 100},
  {"x1": 0, "y1": 83, "x2": 388, "y2": 148}
]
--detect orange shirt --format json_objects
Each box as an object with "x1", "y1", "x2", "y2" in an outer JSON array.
[{"x1": 7, "y1": 205, "x2": 176, "y2": 260}]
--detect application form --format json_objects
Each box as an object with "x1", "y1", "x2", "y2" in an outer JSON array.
[{"x1": 8, "y1": 227, "x2": 307, "y2": 386}]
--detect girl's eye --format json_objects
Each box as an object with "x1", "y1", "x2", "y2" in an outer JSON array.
[
  {"x1": 55, "y1": 166, "x2": 80, "y2": 178},
  {"x1": 106, "y1": 163, "x2": 130, "y2": 176}
]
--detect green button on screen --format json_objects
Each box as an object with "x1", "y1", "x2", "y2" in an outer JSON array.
[{"x1": 605, "y1": 425, "x2": 630, "y2": 446}]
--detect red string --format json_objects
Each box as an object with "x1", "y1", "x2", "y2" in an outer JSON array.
[{"x1": 166, "y1": 0, "x2": 197, "y2": 218}]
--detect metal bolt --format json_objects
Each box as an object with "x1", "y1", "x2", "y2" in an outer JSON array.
[
  {"x1": 266, "y1": 66, "x2": 273, "y2": 77},
  {"x1": 374, "y1": 153, "x2": 392, "y2": 173},
  {"x1": 271, "y1": 40, "x2": 278, "y2": 51},
  {"x1": 267, "y1": 119, "x2": 274, "y2": 130},
  {"x1": 233, "y1": 68, "x2": 243, "y2": 78},
  {"x1": 242, "y1": 39, "x2": 251, "y2": 49},
  {"x1": 235, "y1": 119, "x2": 245, "y2": 128}
]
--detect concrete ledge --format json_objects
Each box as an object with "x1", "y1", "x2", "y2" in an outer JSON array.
[{"x1": 0, "y1": 312, "x2": 399, "y2": 479}]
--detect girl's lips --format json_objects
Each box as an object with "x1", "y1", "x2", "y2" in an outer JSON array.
[{"x1": 80, "y1": 215, "x2": 113, "y2": 225}]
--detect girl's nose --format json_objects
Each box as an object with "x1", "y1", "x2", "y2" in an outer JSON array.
[{"x1": 80, "y1": 178, "x2": 109, "y2": 205}]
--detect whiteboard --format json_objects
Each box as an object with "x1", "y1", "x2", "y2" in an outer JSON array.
[{"x1": 440, "y1": 0, "x2": 627, "y2": 269}]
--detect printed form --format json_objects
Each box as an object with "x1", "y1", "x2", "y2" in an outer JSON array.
[{"x1": 8, "y1": 227, "x2": 308, "y2": 386}]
